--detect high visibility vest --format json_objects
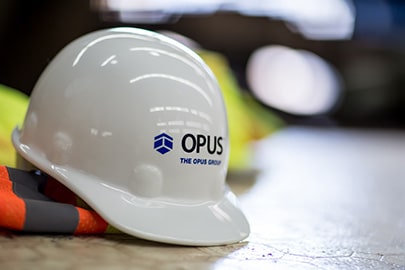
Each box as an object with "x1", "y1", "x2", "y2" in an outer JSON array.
[{"x1": 0, "y1": 166, "x2": 119, "y2": 234}]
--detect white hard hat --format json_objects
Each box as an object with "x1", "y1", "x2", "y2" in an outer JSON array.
[{"x1": 12, "y1": 28, "x2": 249, "y2": 245}]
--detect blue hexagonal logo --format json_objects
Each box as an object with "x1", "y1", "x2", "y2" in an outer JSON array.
[{"x1": 154, "y1": 133, "x2": 173, "y2": 154}]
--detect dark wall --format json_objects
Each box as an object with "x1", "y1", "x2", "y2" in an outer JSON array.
[{"x1": 1, "y1": 0, "x2": 404, "y2": 128}]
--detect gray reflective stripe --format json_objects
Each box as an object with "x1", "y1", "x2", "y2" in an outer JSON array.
[
  {"x1": 7, "y1": 167, "x2": 48, "y2": 192},
  {"x1": 23, "y1": 199, "x2": 79, "y2": 233},
  {"x1": 13, "y1": 182, "x2": 52, "y2": 201},
  {"x1": 8, "y1": 167, "x2": 52, "y2": 201}
]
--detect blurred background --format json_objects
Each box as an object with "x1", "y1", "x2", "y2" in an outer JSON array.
[{"x1": 1, "y1": 0, "x2": 405, "y2": 128}]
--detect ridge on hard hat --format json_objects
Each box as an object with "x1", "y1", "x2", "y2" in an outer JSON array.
[{"x1": 12, "y1": 27, "x2": 250, "y2": 246}]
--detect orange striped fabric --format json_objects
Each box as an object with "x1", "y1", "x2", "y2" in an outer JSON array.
[
  {"x1": 0, "y1": 166, "x2": 25, "y2": 230},
  {"x1": 0, "y1": 166, "x2": 8, "y2": 179},
  {"x1": 0, "y1": 165, "x2": 119, "y2": 235},
  {"x1": 74, "y1": 208, "x2": 108, "y2": 234}
]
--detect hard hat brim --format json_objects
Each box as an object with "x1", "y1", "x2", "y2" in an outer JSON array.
[{"x1": 13, "y1": 128, "x2": 250, "y2": 246}]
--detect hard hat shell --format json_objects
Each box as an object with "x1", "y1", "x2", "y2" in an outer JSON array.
[{"x1": 12, "y1": 28, "x2": 249, "y2": 245}]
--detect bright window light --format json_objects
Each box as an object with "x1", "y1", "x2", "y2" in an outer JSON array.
[
  {"x1": 100, "y1": 0, "x2": 227, "y2": 13},
  {"x1": 246, "y1": 45, "x2": 341, "y2": 115},
  {"x1": 236, "y1": 0, "x2": 355, "y2": 40},
  {"x1": 94, "y1": 0, "x2": 355, "y2": 40}
]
